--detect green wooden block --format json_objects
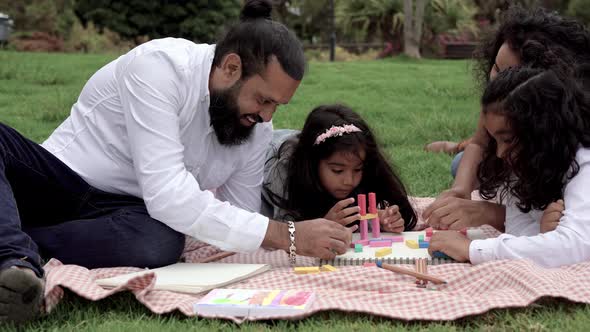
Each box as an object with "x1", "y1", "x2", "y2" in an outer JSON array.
[
  {"x1": 354, "y1": 243, "x2": 363, "y2": 253},
  {"x1": 419, "y1": 235, "x2": 424, "y2": 241}
]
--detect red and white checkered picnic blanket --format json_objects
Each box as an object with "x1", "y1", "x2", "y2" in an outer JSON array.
[{"x1": 42, "y1": 196, "x2": 590, "y2": 323}]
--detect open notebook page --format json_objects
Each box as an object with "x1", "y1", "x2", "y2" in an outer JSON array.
[{"x1": 96, "y1": 263, "x2": 270, "y2": 294}]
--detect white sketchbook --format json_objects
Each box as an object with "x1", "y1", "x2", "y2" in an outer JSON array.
[
  {"x1": 96, "y1": 263, "x2": 271, "y2": 294},
  {"x1": 321, "y1": 229, "x2": 486, "y2": 266}
]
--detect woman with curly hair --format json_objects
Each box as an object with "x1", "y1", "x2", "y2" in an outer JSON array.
[
  {"x1": 424, "y1": 6, "x2": 590, "y2": 231},
  {"x1": 428, "y1": 66, "x2": 590, "y2": 267}
]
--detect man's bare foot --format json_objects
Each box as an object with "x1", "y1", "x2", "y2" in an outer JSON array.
[
  {"x1": 0, "y1": 266, "x2": 44, "y2": 324},
  {"x1": 424, "y1": 141, "x2": 459, "y2": 154}
]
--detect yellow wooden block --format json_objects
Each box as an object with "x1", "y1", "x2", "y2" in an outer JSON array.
[
  {"x1": 405, "y1": 239, "x2": 419, "y2": 249},
  {"x1": 321, "y1": 264, "x2": 338, "y2": 272},
  {"x1": 375, "y1": 247, "x2": 392, "y2": 257},
  {"x1": 294, "y1": 266, "x2": 321, "y2": 274},
  {"x1": 359, "y1": 213, "x2": 378, "y2": 220}
]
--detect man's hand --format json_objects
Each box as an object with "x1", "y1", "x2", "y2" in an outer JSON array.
[
  {"x1": 423, "y1": 195, "x2": 505, "y2": 231},
  {"x1": 422, "y1": 188, "x2": 470, "y2": 229},
  {"x1": 540, "y1": 199, "x2": 564, "y2": 233},
  {"x1": 428, "y1": 231, "x2": 471, "y2": 262},
  {"x1": 324, "y1": 198, "x2": 360, "y2": 225},
  {"x1": 379, "y1": 205, "x2": 404, "y2": 233},
  {"x1": 295, "y1": 218, "x2": 358, "y2": 260}
]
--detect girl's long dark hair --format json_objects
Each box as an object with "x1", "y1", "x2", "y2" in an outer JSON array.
[
  {"x1": 474, "y1": 6, "x2": 590, "y2": 87},
  {"x1": 478, "y1": 67, "x2": 590, "y2": 212},
  {"x1": 266, "y1": 104, "x2": 416, "y2": 230}
]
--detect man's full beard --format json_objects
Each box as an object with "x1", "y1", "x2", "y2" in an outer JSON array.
[{"x1": 208, "y1": 82, "x2": 255, "y2": 146}]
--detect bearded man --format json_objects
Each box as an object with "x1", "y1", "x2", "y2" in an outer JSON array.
[{"x1": 0, "y1": 0, "x2": 355, "y2": 324}]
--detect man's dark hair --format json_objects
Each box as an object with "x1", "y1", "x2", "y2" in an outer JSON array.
[{"x1": 213, "y1": 0, "x2": 305, "y2": 80}]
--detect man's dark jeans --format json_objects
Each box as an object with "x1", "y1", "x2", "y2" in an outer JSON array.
[{"x1": 0, "y1": 122, "x2": 185, "y2": 277}]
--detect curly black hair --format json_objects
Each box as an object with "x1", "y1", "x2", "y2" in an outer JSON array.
[
  {"x1": 478, "y1": 66, "x2": 590, "y2": 212},
  {"x1": 265, "y1": 104, "x2": 417, "y2": 230},
  {"x1": 473, "y1": 6, "x2": 590, "y2": 87}
]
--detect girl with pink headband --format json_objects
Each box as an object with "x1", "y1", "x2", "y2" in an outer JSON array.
[{"x1": 262, "y1": 104, "x2": 416, "y2": 232}]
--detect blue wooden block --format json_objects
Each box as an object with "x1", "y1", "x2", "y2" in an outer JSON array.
[
  {"x1": 433, "y1": 251, "x2": 451, "y2": 259},
  {"x1": 419, "y1": 241, "x2": 429, "y2": 248}
]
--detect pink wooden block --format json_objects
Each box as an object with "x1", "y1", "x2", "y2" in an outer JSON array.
[
  {"x1": 358, "y1": 194, "x2": 367, "y2": 215},
  {"x1": 368, "y1": 192, "x2": 377, "y2": 213},
  {"x1": 383, "y1": 235, "x2": 404, "y2": 242},
  {"x1": 369, "y1": 240, "x2": 392, "y2": 247},
  {"x1": 425, "y1": 227, "x2": 434, "y2": 237},
  {"x1": 371, "y1": 217, "x2": 380, "y2": 238},
  {"x1": 351, "y1": 239, "x2": 370, "y2": 247},
  {"x1": 360, "y1": 219, "x2": 369, "y2": 240}
]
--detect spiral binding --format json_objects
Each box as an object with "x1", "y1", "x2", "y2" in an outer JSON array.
[{"x1": 319, "y1": 256, "x2": 452, "y2": 266}]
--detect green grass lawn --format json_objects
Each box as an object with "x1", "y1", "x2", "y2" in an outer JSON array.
[{"x1": 1, "y1": 50, "x2": 589, "y2": 331}]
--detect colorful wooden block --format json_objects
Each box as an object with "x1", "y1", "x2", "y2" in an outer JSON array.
[
  {"x1": 350, "y1": 239, "x2": 369, "y2": 248},
  {"x1": 419, "y1": 235, "x2": 424, "y2": 241},
  {"x1": 433, "y1": 251, "x2": 451, "y2": 259},
  {"x1": 405, "y1": 240, "x2": 419, "y2": 249},
  {"x1": 368, "y1": 193, "x2": 377, "y2": 213},
  {"x1": 354, "y1": 243, "x2": 363, "y2": 252},
  {"x1": 358, "y1": 194, "x2": 367, "y2": 214},
  {"x1": 371, "y1": 217, "x2": 381, "y2": 238},
  {"x1": 425, "y1": 227, "x2": 434, "y2": 237},
  {"x1": 369, "y1": 240, "x2": 392, "y2": 248},
  {"x1": 321, "y1": 265, "x2": 338, "y2": 272},
  {"x1": 360, "y1": 219, "x2": 369, "y2": 240},
  {"x1": 382, "y1": 235, "x2": 404, "y2": 242},
  {"x1": 419, "y1": 241, "x2": 429, "y2": 249},
  {"x1": 294, "y1": 266, "x2": 321, "y2": 274},
  {"x1": 425, "y1": 237, "x2": 431, "y2": 242},
  {"x1": 375, "y1": 247, "x2": 392, "y2": 257},
  {"x1": 359, "y1": 213, "x2": 377, "y2": 220}
]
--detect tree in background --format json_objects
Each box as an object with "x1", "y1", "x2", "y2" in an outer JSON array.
[
  {"x1": 427, "y1": 0, "x2": 477, "y2": 37},
  {"x1": 271, "y1": 0, "x2": 331, "y2": 44},
  {"x1": 0, "y1": 0, "x2": 76, "y2": 38},
  {"x1": 403, "y1": 0, "x2": 427, "y2": 58},
  {"x1": 336, "y1": 0, "x2": 403, "y2": 44},
  {"x1": 74, "y1": 0, "x2": 241, "y2": 44},
  {"x1": 473, "y1": 0, "x2": 571, "y2": 24},
  {"x1": 567, "y1": 0, "x2": 590, "y2": 26}
]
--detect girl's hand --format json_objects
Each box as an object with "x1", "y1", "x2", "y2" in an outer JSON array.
[
  {"x1": 379, "y1": 205, "x2": 404, "y2": 233},
  {"x1": 540, "y1": 199, "x2": 564, "y2": 233},
  {"x1": 428, "y1": 231, "x2": 471, "y2": 262},
  {"x1": 324, "y1": 198, "x2": 360, "y2": 225}
]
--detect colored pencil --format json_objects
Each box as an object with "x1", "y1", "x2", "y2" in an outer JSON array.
[{"x1": 376, "y1": 261, "x2": 447, "y2": 285}]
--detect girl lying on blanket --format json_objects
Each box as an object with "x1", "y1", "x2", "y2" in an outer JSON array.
[
  {"x1": 261, "y1": 104, "x2": 416, "y2": 232},
  {"x1": 429, "y1": 66, "x2": 590, "y2": 268},
  {"x1": 424, "y1": 6, "x2": 590, "y2": 229}
]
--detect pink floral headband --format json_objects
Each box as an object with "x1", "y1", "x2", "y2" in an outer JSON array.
[{"x1": 314, "y1": 124, "x2": 362, "y2": 145}]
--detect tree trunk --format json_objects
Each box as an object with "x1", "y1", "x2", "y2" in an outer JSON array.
[{"x1": 403, "y1": 0, "x2": 427, "y2": 59}]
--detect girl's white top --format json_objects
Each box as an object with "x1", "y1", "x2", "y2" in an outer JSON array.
[{"x1": 470, "y1": 147, "x2": 590, "y2": 267}]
